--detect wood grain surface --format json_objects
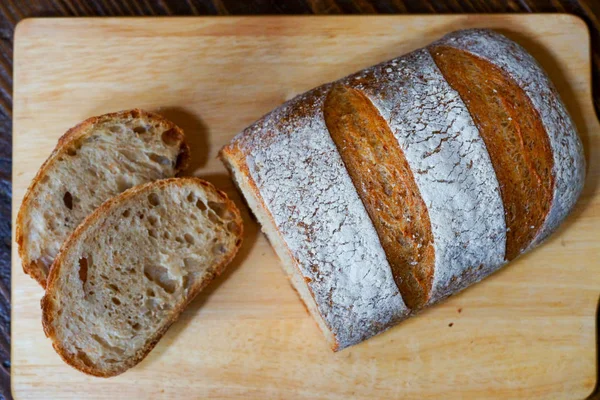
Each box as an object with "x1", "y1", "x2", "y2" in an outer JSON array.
[
  {"x1": 11, "y1": 15, "x2": 600, "y2": 400},
  {"x1": 2, "y1": 2, "x2": 600, "y2": 400}
]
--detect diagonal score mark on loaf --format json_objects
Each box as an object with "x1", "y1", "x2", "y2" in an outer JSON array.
[
  {"x1": 340, "y1": 48, "x2": 507, "y2": 305},
  {"x1": 430, "y1": 44, "x2": 554, "y2": 260},
  {"x1": 323, "y1": 84, "x2": 435, "y2": 310},
  {"x1": 237, "y1": 86, "x2": 409, "y2": 349},
  {"x1": 432, "y1": 29, "x2": 585, "y2": 248}
]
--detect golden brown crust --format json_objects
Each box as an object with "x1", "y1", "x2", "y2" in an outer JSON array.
[
  {"x1": 17, "y1": 109, "x2": 190, "y2": 287},
  {"x1": 323, "y1": 85, "x2": 434, "y2": 310},
  {"x1": 430, "y1": 46, "x2": 555, "y2": 260},
  {"x1": 41, "y1": 177, "x2": 242, "y2": 377}
]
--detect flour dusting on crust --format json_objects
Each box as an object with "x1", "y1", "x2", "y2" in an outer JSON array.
[
  {"x1": 235, "y1": 88, "x2": 408, "y2": 349},
  {"x1": 341, "y1": 49, "x2": 507, "y2": 304},
  {"x1": 223, "y1": 29, "x2": 585, "y2": 349},
  {"x1": 435, "y1": 29, "x2": 585, "y2": 247}
]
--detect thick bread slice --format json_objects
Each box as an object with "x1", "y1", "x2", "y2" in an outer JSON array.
[
  {"x1": 17, "y1": 109, "x2": 190, "y2": 287},
  {"x1": 41, "y1": 178, "x2": 243, "y2": 377}
]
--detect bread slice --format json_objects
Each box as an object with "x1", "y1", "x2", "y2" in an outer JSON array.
[
  {"x1": 42, "y1": 177, "x2": 243, "y2": 377},
  {"x1": 17, "y1": 109, "x2": 190, "y2": 287}
]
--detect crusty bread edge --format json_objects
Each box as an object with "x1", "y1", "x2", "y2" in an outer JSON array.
[
  {"x1": 41, "y1": 177, "x2": 243, "y2": 377},
  {"x1": 219, "y1": 143, "x2": 340, "y2": 351},
  {"x1": 16, "y1": 109, "x2": 191, "y2": 287}
]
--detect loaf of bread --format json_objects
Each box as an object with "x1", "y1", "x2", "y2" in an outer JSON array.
[
  {"x1": 16, "y1": 109, "x2": 189, "y2": 287},
  {"x1": 221, "y1": 29, "x2": 585, "y2": 350},
  {"x1": 42, "y1": 178, "x2": 243, "y2": 377}
]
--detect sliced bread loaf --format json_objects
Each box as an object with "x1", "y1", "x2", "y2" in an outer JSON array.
[
  {"x1": 41, "y1": 177, "x2": 243, "y2": 377},
  {"x1": 17, "y1": 109, "x2": 190, "y2": 286}
]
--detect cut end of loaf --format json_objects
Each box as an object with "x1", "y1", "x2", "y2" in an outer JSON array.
[
  {"x1": 219, "y1": 147, "x2": 341, "y2": 351},
  {"x1": 17, "y1": 109, "x2": 190, "y2": 287},
  {"x1": 42, "y1": 177, "x2": 242, "y2": 377}
]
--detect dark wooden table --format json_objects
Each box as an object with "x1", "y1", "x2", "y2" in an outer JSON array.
[{"x1": 1, "y1": 1, "x2": 599, "y2": 399}]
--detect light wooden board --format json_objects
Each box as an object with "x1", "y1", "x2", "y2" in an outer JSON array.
[{"x1": 11, "y1": 15, "x2": 599, "y2": 399}]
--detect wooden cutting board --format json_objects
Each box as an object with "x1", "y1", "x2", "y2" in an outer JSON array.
[{"x1": 11, "y1": 15, "x2": 599, "y2": 399}]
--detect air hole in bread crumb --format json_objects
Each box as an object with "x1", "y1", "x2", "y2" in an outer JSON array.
[
  {"x1": 212, "y1": 244, "x2": 227, "y2": 255},
  {"x1": 148, "y1": 193, "x2": 160, "y2": 207},
  {"x1": 208, "y1": 201, "x2": 233, "y2": 220},
  {"x1": 143, "y1": 264, "x2": 177, "y2": 294},
  {"x1": 227, "y1": 221, "x2": 241, "y2": 235},
  {"x1": 122, "y1": 209, "x2": 131, "y2": 218},
  {"x1": 148, "y1": 229, "x2": 157, "y2": 239},
  {"x1": 145, "y1": 298, "x2": 160, "y2": 311},
  {"x1": 196, "y1": 200, "x2": 207, "y2": 211},
  {"x1": 187, "y1": 192, "x2": 195, "y2": 202},
  {"x1": 207, "y1": 211, "x2": 220, "y2": 224},
  {"x1": 78, "y1": 257, "x2": 88, "y2": 286},
  {"x1": 116, "y1": 176, "x2": 133, "y2": 192},
  {"x1": 108, "y1": 284, "x2": 120, "y2": 293},
  {"x1": 67, "y1": 147, "x2": 77, "y2": 156},
  {"x1": 76, "y1": 350, "x2": 93, "y2": 367},
  {"x1": 183, "y1": 257, "x2": 200, "y2": 271},
  {"x1": 131, "y1": 323, "x2": 141, "y2": 331},
  {"x1": 46, "y1": 218, "x2": 58, "y2": 231},
  {"x1": 147, "y1": 152, "x2": 171, "y2": 165},
  {"x1": 109, "y1": 125, "x2": 124, "y2": 134},
  {"x1": 163, "y1": 232, "x2": 170, "y2": 239},
  {"x1": 146, "y1": 288, "x2": 155, "y2": 297},
  {"x1": 184, "y1": 233, "x2": 195, "y2": 245},
  {"x1": 112, "y1": 297, "x2": 121, "y2": 306},
  {"x1": 161, "y1": 128, "x2": 179, "y2": 146},
  {"x1": 133, "y1": 126, "x2": 148, "y2": 134},
  {"x1": 63, "y1": 191, "x2": 73, "y2": 210},
  {"x1": 148, "y1": 215, "x2": 158, "y2": 225},
  {"x1": 91, "y1": 334, "x2": 124, "y2": 354},
  {"x1": 175, "y1": 237, "x2": 184, "y2": 244}
]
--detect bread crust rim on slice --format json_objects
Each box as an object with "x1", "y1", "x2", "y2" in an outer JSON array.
[
  {"x1": 16, "y1": 109, "x2": 191, "y2": 287},
  {"x1": 41, "y1": 177, "x2": 243, "y2": 377}
]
